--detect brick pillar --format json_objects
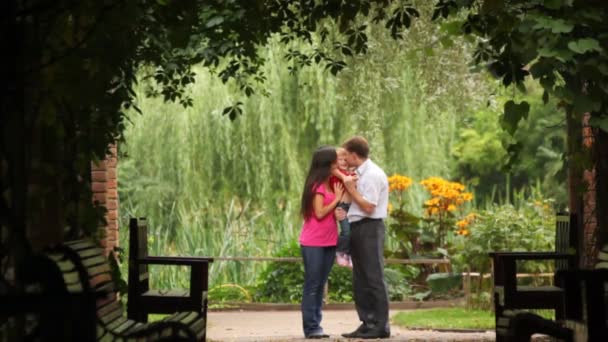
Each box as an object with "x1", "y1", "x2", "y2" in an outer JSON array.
[
  {"x1": 91, "y1": 145, "x2": 119, "y2": 255},
  {"x1": 581, "y1": 113, "x2": 598, "y2": 268}
]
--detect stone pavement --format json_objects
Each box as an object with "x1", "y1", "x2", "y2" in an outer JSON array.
[{"x1": 206, "y1": 310, "x2": 496, "y2": 342}]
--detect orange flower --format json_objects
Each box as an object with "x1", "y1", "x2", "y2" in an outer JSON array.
[
  {"x1": 388, "y1": 174, "x2": 413, "y2": 192},
  {"x1": 420, "y1": 177, "x2": 473, "y2": 218},
  {"x1": 455, "y1": 213, "x2": 477, "y2": 235},
  {"x1": 456, "y1": 228, "x2": 470, "y2": 236}
]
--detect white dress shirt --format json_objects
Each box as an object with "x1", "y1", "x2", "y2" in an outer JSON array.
[{"x1": 347, "y1": 159, "x2": 389, "y2": 223}]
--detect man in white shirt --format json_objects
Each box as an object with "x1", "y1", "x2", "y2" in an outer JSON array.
[{"x1": 335, "y1": 136, "x2": 390, "y2": 339}]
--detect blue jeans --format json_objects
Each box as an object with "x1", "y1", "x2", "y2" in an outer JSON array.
[
  {"x1": 336, "y1": 202, "x2": 351, "y2": 254},
  {"x1": 301, "y1": 245, "x2": 336, "y2": 337}
]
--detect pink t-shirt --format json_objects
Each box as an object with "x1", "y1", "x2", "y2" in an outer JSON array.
[{"x1": 299, "y1": 183, "x2": 338, "y2": 247}]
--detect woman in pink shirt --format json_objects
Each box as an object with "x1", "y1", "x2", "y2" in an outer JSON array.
[{"x1": 299, "y1": 146, "x2": 344, "y2": 339}]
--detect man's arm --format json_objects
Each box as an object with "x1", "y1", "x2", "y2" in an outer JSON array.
[{"x1": 343, "y1": 176, "x2": 376, "y2": 214}]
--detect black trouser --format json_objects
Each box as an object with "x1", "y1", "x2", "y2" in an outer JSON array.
[{"x1": 350, "y1": 218, "x2": 390, "y2": 332}]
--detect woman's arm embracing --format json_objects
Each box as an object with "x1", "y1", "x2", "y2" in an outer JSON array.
[{"x1": 312, "y1": 183, "x2": 344, "y2": 219}]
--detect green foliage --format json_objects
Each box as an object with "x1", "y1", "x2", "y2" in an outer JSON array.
[
  {"x1": 384, "y1": 267, "x2": 413, "y2": 301},
  {"x1": 253, "y1": 241, "x2": 411, "y2": 303},
  {"x1": 451, "y1": 198, "x2": 556, "y2": 276},
  {"x1": 386, "y1": 207, "x2": 421, "y2": 259},
  {"x1": 452, "y1": 111, "x2": 508, "y2": 176},
  {"x1": 327, "y1": 265, "x2": 354, "y2": 302},
  {"x1": 435, "y1": 0, "x2": 608, "y2": 181},
  {"x1": 426, "y1": 273, "x2": 462, "y2": 295},
  {"x1": 254, "y1": 242, "x2": 304, "y2": 303},
  {"x1": 452, "y1": 82, "x2": 567, "y2": 206}
]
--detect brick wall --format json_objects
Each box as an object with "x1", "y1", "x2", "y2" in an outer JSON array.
[{"x1": 91, "y1": 145, "x2": 119, "y2": 256}]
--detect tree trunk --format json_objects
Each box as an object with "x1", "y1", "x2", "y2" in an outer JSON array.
[{"x1": 594, "y1": 128, "x2": 608, "y2": 254}]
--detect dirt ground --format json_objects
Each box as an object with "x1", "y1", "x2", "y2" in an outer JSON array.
[{"x1": 206, "y1": 310, "x2": 496, "y2": 342}]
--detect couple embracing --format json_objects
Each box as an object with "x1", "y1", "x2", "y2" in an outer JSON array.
[{"x1": 299, "y1": 136, "x2": 390, "y2": 339}]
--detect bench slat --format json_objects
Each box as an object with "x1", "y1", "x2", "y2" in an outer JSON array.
[{"x1": 82, "y1": 254, "x2": 108, "y2": 268}]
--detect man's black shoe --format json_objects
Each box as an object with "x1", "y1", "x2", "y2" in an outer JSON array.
[
  {"x1": 341, "y1": 324, "x2": 371, "y2": 338},
  {"x1": 355, "y1": 329, "x2": 391, "y2": 339}
]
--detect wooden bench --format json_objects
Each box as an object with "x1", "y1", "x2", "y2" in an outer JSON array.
[
  {"x1": 502, "y1": 268, "x2": 608, "y2": 341},
  {"x1": 64, "y1": 239, "x2": 207, "y2": 341},
  {"x1": 4, "y1": 240, "x2": 206, "y2": 341},
  {"x1": 127, "y1": 217, "x2": 213, "y2": 328},
  {"x1": 490, "y1": 213, "x2": 578, "y2": 341}
]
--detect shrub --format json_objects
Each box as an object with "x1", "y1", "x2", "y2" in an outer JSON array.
[
  {"x1": 452, "y1": 198, "x2": 555, "y2": 276},
  {"x1": 254, "y1": 241, "x2": 304, "y2": 303},
  {"x1": 255, "y1": 241, "x2": 412, "y2": 302},
  {"x1": 209, "y1": 283, "x2": 254, "y2": 303}
]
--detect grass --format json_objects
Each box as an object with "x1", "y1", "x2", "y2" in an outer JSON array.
[{"x1": 392, "y1": 308, "x2": 495, "y2": 330}]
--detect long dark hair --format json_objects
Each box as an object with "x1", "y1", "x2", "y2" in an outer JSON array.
[{"x1": 301, "y1": 146, "x2": 337, "y2": 220}]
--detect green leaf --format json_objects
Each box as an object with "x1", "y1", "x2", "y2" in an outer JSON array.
[
  {"x1": 532, "y1": 17, "x2": 573, "y2": 33},
  {"x1": 538, "y1": 47, "x2": 573, "y2": 63},
  {"x1": 440, "y1": 20, "x2": 464, "y2": 35},
  {"x1": 567, "y1": 38, "x2": 602, "y2": 54},
  {"x1": 501, "y1": 100, "x2": 530, "y2": 135},
  {"x1": 206, "y1": 16, "x2": 224, "y2": 28}
]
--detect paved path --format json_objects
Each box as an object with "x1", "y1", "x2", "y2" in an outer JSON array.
[{"x1": 206, "y1": 310, "x2": 496, "y2": 341}]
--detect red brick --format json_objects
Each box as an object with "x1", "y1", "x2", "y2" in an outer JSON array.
[
  {"x1": 107, "y1": 168, "x2": 117, "y2": 180},
  {"x1": 92, "y1": 182, "x2": 107, "y2": 193},
  {"x1": 107, "y1": 179, "x2": 117, "y2": 189},
  {"x1": 106, "y1": 221, "x2": 118, "y2": 230},
  {"x1": 91, "y1": 171, "x2": 107, "y2": 182},
  {"x1": 106, "y1": 199, "x2": 118, "y2": 210},
  {"x1": 107, "y1": 210, "x2": 118, "y2": 220},
  {"x1": 107, "y1": 189, "x2": 118, "y2": 200}
]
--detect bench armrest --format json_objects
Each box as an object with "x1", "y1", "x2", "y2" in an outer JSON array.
[
  {"x1": 489, "y1": 252, "x2": 574, "y2": 261},
  {"x1": 138, "y1": 256, "x2": 214, "y2": 266},
  {"x1": 490, "y1": 252, "x2": 576, "y2": 290},
  {"x1": 139, "y1": 256, "x2": 212, "y2": 296}
]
